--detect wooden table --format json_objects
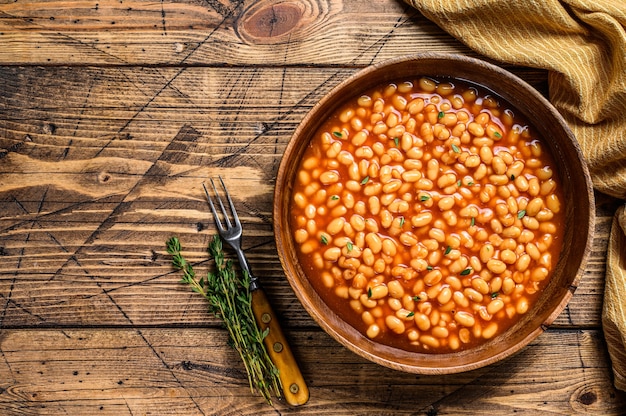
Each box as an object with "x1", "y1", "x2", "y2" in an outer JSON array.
[{"x1": 1, "y1": 0, "x2": 625, "y2": 414}]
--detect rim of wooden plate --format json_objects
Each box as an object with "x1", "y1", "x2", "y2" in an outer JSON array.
[{"x1": 273, "y1": 53, "x2": 595, "y2": 374}]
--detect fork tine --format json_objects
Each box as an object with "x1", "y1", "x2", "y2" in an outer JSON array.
[
  {"x1": 218, "y1": 176, "x2": 241, "y2": 228},
  {"x1": 210, "y1": 177, "x2": 233, "y2": 229},
  {"x1": 202, "y1": 182, "x2": 225, "y2": 232}
]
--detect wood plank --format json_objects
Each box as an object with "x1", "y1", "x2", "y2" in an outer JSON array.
[
  {"x1": 0, "y1": 0, "x2": 474, "y2": 65},
  {"x1": 0, "y1": 328, "x2": 624, "y2": 415},
  {"x1": 2, "y1": 0, "x2": 622, "y2": 413},
  {"x1": 0, "y1": 66, "x2": 617, "y2": 328}
]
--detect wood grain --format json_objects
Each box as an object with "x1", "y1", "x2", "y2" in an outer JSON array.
[
  {"x1": 0, "y1": 329, "x2": 625, "y2": 415},
  {"x1": 0, "y1": 0, "x2": 473, "y2": 65},
  {"x1": 0, "y1": 66, "x2": 617, "y2": 329},
  {"x1": 1, "y1": 0, "x2": 625, "y2": 414}
]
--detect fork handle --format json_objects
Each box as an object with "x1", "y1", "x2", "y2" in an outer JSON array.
[{"x1": 251, "y1": 288, "x2": 309, "y2": 406}]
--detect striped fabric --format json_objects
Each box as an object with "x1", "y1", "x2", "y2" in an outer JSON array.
[
  {"x1": 405, "y1": 0, "x2": 626, "y2": 391},
  {"x1": 606, "y1": 207, "x2": 626, "y2": 392}
]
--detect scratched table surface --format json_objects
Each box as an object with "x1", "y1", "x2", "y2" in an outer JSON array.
[{"x1": 1, "y1": 0, "x2": 626, "y2": 415}]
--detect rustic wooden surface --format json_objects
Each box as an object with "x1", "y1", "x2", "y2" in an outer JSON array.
[{"x1": 1, "y1": 0, "x2": 625, "y2": 414}]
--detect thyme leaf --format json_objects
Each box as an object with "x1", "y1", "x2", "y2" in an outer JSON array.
[
  {"x1": 460, "y1": 268, "x2": 472, "y2": 276},
  {"x1": 166, "y1": 236, "x2": 281, "y2": 405}
]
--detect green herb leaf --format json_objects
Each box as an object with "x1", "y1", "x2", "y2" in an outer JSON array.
[
  {"x1": 438, "y1": 111, "x2": 445, "y2": 119},
  {"x1": 166, "y1": 235, "x2": 282, "y2": 405},
  {"x1": 412, "y1": 295, "x2": 421, "y2": 301},
  {"x1": 368, "y1": 287, "x2": 373, "y2": 298},
  {"x1": 346, "y1": 241, "x2": 354, "y2": 252},
  {"x1": 399, "y1": 216, "x2": 405, "y2": 227},
  {"x1": 332, "y1": 131, "x2": 343, "y2": 138},
  {"x1": 491, "y1": 292, "x2": 499, "y2": 299},
  {"x1": 320, "y1": 234, "x2": 329, "y2": 245},
  {"x1": 494, "y1": 131, "x2": 502, "y2": 139},
  {"x1": 510, "y1": 174, "x2": 516, "y2": 180},
  {"x1": 452, "y1": 144, "x2": 461, "y2": 153},
  {"x1": 406, "y1": 311, "x2": 415, "y2": 318},
  {"x1": 420, "y1": 195, "x2": 431, "y2": 202},
  {"x1": 394, "y1": 137, "x2": 399, "y2": 147},
  {"x1": 460, "y1": 268, "x2": 472, "y2": 276},
  {"x1": 426, "y1": 266, "x2": 434, "y2": 270},
  {"x1": 262, "y1": 327, "x2": 270, "y2": 339},
  {"x1": 360, "y1": 176, "x2": 370, "y2": 185},
  {"x1": 331, "y1": 195, "x2": 339, "y2": 200},
  {"x1": 444, "y1": 246, "x2": 452, "y2": 255},
  {"x1": 457, "y1": 179, "x2": 462, "y2": 187},
  {"x1": 470, "y1": 217, "x2": 475, "y2": 227},
  {"x1": 517, "y1": 210, "x2": 526, "y2": 219}
]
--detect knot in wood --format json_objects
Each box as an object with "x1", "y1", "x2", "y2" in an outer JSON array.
[
  {"x1": 98, "y1": 171, "x2": 112, "y2": 183},
  {"x1": 237, "y1": 1, "x2": 303, "y2": 44},
  {"x1": 579, "y1": 391, "x2": 597, "y2": 406}
]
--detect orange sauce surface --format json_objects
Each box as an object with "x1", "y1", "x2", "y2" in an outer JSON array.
[{"x1": 289, "y1": 77, "x2": 564, "y2": 353}]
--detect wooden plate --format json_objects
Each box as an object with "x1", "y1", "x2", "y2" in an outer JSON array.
[{"x1": 273, "y1": 53, "x2": 595, "y2": 374}]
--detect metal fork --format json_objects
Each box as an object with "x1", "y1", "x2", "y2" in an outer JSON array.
[
  {"x1": 203, "y1": 177, "x2": 260, "y2": 292},
  {"x1": 202, "y1": 177, "x2": 309, "y2": 407}
]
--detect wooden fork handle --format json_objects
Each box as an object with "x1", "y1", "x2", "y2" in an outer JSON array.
[{"x1": 251, "y1": 289, "x2": 310, "y2": 406}]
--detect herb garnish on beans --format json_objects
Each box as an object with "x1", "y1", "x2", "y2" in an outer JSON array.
[{"x1": 290, "y1": 77, "x2": 564, "y2": 353}]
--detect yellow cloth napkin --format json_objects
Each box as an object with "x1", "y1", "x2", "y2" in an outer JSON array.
[{"x1": 404, "y1": 0, "x2": 626, "y2": 390}]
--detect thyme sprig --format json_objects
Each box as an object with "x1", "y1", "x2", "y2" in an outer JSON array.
[{"x1": 166, "y1": 235, "x2": 281, "y2": 405}]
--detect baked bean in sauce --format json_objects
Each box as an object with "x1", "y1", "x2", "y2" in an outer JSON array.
[{"x1": 289, "y1": 77, "x2": 564, "y2": 353}]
